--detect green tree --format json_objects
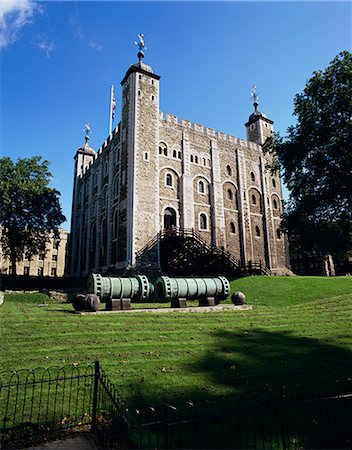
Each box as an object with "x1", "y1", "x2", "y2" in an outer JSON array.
[
  {"x1": 0, "y1": 156, "x2": 66, "y2": 275},
  {"x1": 275, "y1": 51, "x2": 352, "y2": 268}
]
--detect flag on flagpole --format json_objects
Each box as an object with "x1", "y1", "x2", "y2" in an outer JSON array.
[
  {"x1": 109, "y1": 84, "x2": 116, "y2": 135},
  {"x1": 111, "y1": 86, "x2": 116, "y2": 120}
]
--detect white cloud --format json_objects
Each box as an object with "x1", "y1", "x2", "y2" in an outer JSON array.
[
  {"x1": 32, "y1": 34, "x2": 55, "y2": 57},
  {"x1": 0, "y1": 0, "x2": 39, "y2": 49},
  {"x1": 88, "y1": 41, "x2": 103, "y2": 51}
]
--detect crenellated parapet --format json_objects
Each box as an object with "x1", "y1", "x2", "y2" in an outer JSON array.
[{"x1": 160, "y1": 111, "x2": 261, "y2": 151}]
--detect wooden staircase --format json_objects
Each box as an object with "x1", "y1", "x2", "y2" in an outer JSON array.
[{"x1": 135, "y1": 228, "x2": 273, "y2": 277}]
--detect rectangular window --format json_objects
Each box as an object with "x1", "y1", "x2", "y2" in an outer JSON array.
[
  {"x1": 38, "y1": 267, "x2": 44, "y2": 276},
  {"x1": 52, "y1": 254, "x2": 58, "y2": 262},
  {"x1": 51, "y1": 268, "x2": 57, "y2": 276},
  {"x1": 24, "y1": 267, "x2": 30, "y2": 276}
]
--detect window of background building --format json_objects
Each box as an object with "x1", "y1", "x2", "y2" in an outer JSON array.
[
  {"x1": 38, "y1": 267, "x2": 44, "y2": 276},
  {"x1": 24, "y1": 266, "x2": 29, "y2": 276},
  {"x1": 51, "y1": 268, "x2": 57, "y2": 276},
  {"x1": 52, "y1": 254, "x2": 57, "y2": 262}
]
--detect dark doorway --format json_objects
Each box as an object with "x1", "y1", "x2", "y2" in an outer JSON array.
[{"x1": 164, "y1": 207, "x2": 177, "y2": 231}]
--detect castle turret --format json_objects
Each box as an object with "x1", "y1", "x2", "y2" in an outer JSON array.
[
  {"x1": 119, "y1": 34, "x2": 161, "y2": 266},
  {"x1": 69, "y1": 124, "x2": 95, "y2": 275},
  {"x1": 245, "y1": 86, "x2": 274, "y2": 145},
  {"x1": 74, "y1": 124, "x2": 95, "y2": 177}
]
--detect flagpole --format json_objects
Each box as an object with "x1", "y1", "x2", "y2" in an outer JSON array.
[{"x1": 109, "y1": 84, "x2": 114, "y2": 135}]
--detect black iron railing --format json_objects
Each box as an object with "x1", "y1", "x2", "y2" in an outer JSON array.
[
  {"x1": 1, "y1": 361, "x2": 351, "y2": 449},
  {"x1": 0, "y1": 363, "x2": 96, "y2": 448},
  {"x1": 127, "y1": 380, "x2": 352, "y2": 449}
]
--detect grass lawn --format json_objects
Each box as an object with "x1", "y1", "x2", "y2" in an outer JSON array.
[{"x1": 1, "y1": 276, "x2": 351, "y2": 407}]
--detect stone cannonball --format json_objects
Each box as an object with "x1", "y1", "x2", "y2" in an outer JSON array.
[
  {"x1": 84, "y1": 294, "x2": 100, "y2": 312},
  {"x1": 231, "y1": 291, "x2": 246, "y2": 305},
  {"x1": 72, "y1": 293, "x2": 85, "y2": 311}
]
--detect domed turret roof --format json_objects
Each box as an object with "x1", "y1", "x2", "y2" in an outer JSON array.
[
  {"x1": 77, "y1": 137, "x2": 95, "y2": 155},
  {"x1": 131, "y1": 60, "x2": 154, "y2": 74}
]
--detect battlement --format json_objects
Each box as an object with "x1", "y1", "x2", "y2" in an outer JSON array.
[
  {"x1": 78, "y1": 124, "x2": 120, "y2": 178},
  {"x1": 160, "y1": 111, "x2": 260, "y2": 151}
]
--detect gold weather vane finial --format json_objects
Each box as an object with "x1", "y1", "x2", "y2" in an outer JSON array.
[
  {"x1": 84, "y1": 123, "x2": 91, "y2": 142},
  {"x1": 134, "y1": 33, "x2": 147, "y2": 62},
  {"x1": 251, "y1": 85, "x2": 259, "y2": 111}
]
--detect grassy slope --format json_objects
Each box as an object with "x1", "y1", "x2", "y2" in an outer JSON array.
[{"x1": 1, "y1": 276, "x2": 351, "y2": 406}]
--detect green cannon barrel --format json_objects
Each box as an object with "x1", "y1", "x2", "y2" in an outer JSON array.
[
  {"x1": 87, "y1": 273, "x2": 152, "y2": 301},
  {"x1": 154, "y1": 276, "x2": 230, "y2": 302}
]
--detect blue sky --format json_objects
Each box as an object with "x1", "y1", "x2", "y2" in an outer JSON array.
[{"x1": 1, "y1": 1, "x2": 351, "y2": 230}]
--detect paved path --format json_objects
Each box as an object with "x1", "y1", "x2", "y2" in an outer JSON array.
[
  {"x1": 79, "y1": 304, "x2": 252, "y2": 314},
  {"x1": 25, "y1": 433, "x2": 98, "y2": 450}
]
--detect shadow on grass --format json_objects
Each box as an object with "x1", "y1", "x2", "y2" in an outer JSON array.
[
  {"x1": 185, "y1": 328, "x2": 352, "y2": 395},
  {"x1": 121, "y1": 329, "x2": 351, "y2": 449}
]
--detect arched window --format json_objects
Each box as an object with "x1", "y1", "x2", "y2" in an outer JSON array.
[
  {"x1": 173, "y1": 150, "x2": 177, "y2": 158},
  {"x1": 195, "y1": 155, "x2": 199, "y2": 164},
  {"x1": 190, "y1": 155, "x2": 194, "y2": 162},
  {"x1": 113, "y1": 210, "x2": 118, "y2": 239},
  {"x1": 272, "y1": 178, "x2": 276, "y2": 188},
  {"x1": 228, "y1": 189, "x2": 233, "y2": 200},
  {"x1": 251, "y1": 194, "x2": 257, "y2": 205},
  {"x1": 103, "y1": 187, "x2": 109, "y2": 209},
  {"x1": 226, "y1": 165, "x2": 232, "y2": 176},
  {"x1": 230, "y1": 222, "x2": 236, "y2": 234},
  {"x1": 273, "y1": 198, "x2": 278, "y2": 209},
  {"x1": 101, "y1": 218, "x2": 107, "y2": 258},
  {"x1": 203, "y1": 158, "x2": 206, "y2": 166},
  {"x1": 199, "y1": 213, "x2": 207, "y2": 230},
  {"x1": 276, "y1": 228, "x2": 282, "y2": 240},
  {"x1": 255, "y1": 225, "x2": 261, "y2": 237},
  {"x1": 198, "y1": 180, "x2": 205, "y2": 194},
  {"x1": 159, "y1": 142, "x2": 167, "y2": 156},
  {"x1": 114, "y1": 177, "x2": 119, "y2": 199},
  {"x1": 165, "y1": 173, "x2": 173, "y2": 187},
  {"x1": 178, "y1": 151, "x2": 181, "y2": 159},
  {"x1": 251, "y1": 172, "x2": 255, "y2": 182}
]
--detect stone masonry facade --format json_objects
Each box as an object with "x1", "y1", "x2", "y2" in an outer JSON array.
[{"x1": 68, "y1": 54, "x2": 288, "y2": 276}]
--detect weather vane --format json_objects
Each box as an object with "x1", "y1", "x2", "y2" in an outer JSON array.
[
  {"x1": 84, "y1": 123, "x2": 91, "y2": 140},
  {"x1": 251, "y1": 85, "x2": 259, "y2": 110},
  {"x1": 135, "y1": 33, "x2": 147, "y2": 61}
]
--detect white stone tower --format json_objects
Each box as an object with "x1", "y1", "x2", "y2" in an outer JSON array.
[
  {"x1": 119, "y1": 37, "x2": 161, "y2": 266},
  {"x1": 69, "y1": 125, "x2": 95, "y2": 275}
]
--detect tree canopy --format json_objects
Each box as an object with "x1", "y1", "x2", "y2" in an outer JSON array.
[
  {"x1": 0, "y1": 156, "x2": 66, "y2": 275},
  {"x1": 275, "y1": 51, "x2": 352, "y2": 258}
]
